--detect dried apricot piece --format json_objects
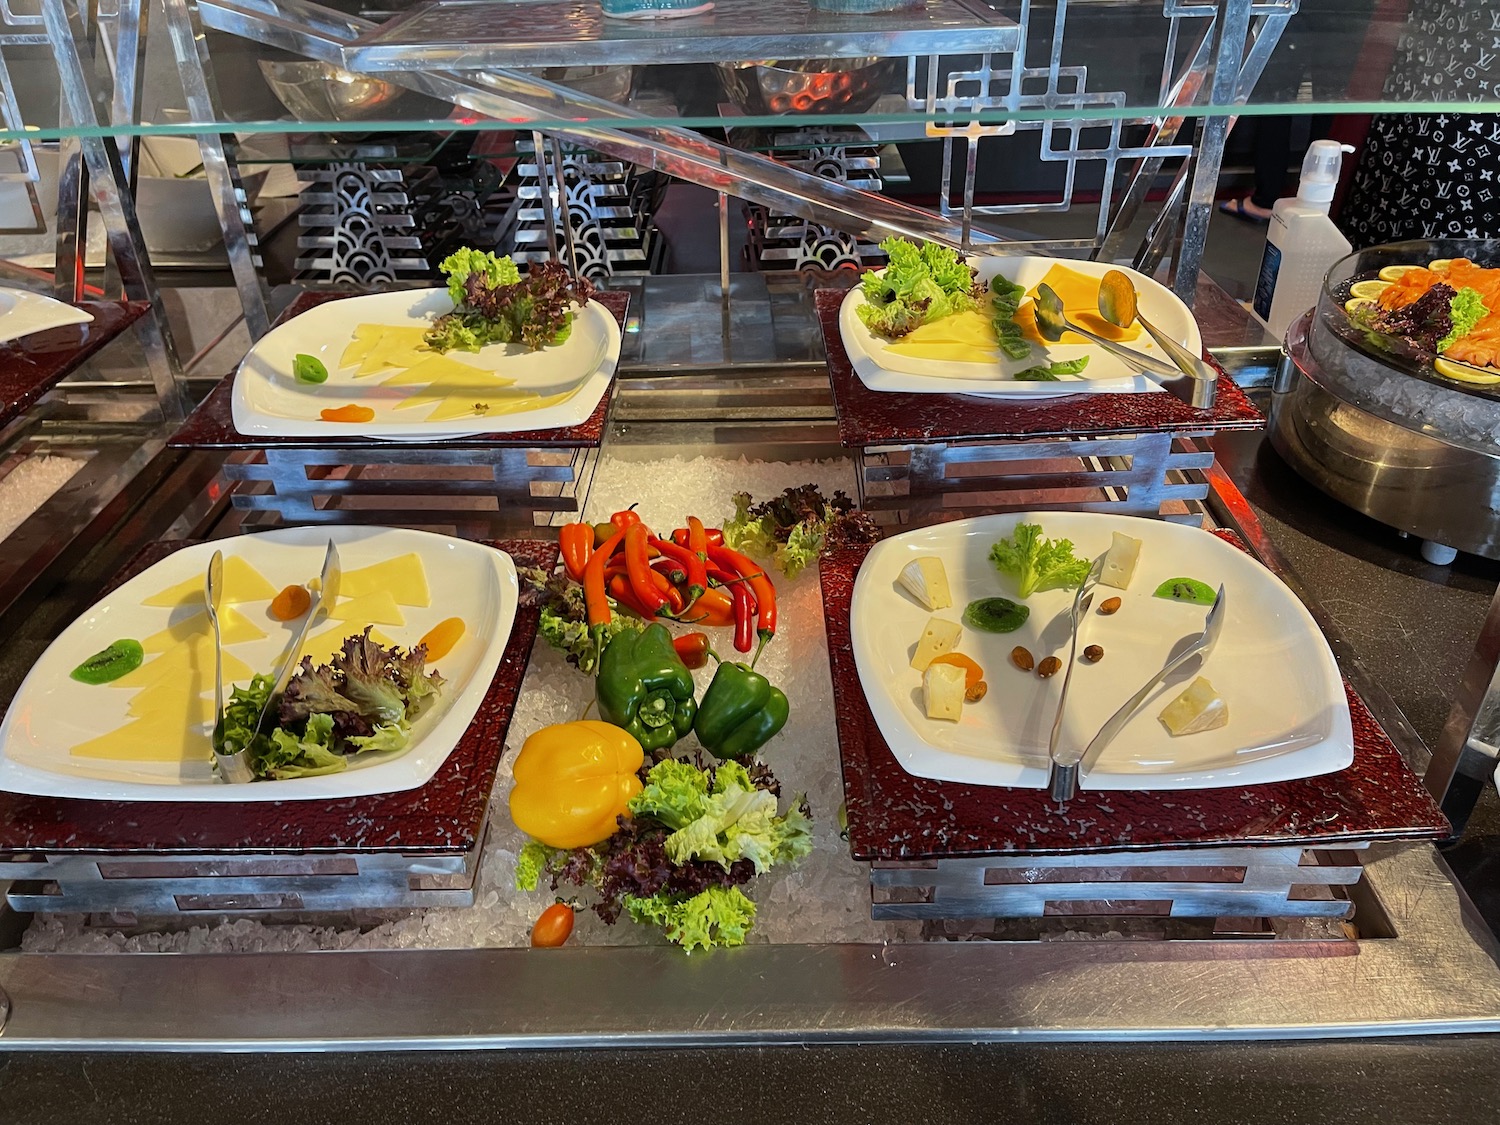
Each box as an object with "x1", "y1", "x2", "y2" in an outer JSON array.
[
  {"x1": 268, "y1": 584, "x2": 311, "y2": 622},
  {"x1": 320, "y1": 404, "x2": 375, "y2": 423},
  {"x1": 419, "y1": 616, "x2": 466, "y2": 661}
]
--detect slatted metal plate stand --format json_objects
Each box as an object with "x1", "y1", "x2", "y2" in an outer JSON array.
[
  {"x1": 167, "y1": 290, "x2": 629, "y2": 536},
  {"x1": 814, "y1": 289, "x2": 1265, "y2": 525},
  {"x1": 0, "y1": 539, "x2": 553, "y2": 919},
  {"x1": 819, "y1": 537, "x2": 1451, "y2": 937}
]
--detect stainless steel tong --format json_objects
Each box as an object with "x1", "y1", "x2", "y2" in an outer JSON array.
[
  {"x1": 1044, "y1": 554, "x2": 1104, "y2": 801},
  {"x1": 1048, "y1": 586, "x2": 1227, "y2": 802},
  {"x1": 209, "y1": 539, "x2": 341, "y2": 783}
]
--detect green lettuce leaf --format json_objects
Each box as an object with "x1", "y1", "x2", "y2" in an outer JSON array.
[
  {"x1": 624, "y1": 885, "x2": 757, "y2": 953},
  {"x1": 266, "y1": 713, "x2": 346, "y2": 778},
  {"x1": 515, "y1": 840, "x2": 562, "y2": 892},
  {"x1": 989, "y1": 522, "x2": 1092, "y2": 598},
  {"x1": 1439, "y1": 287, "x2": 1489, "y2": 353},
  {"x1": 721, "y1": 492, "x2": 776, "y2": 559},
  {"x1": 438, "y1": 248, "x2": 520, "y2": 308},
  {"x1": 346, "y1": 722, "x2": 410, "y2": 755},
  {"x1": 628, "y1": 758, "x2": 711, "y2": 831}
]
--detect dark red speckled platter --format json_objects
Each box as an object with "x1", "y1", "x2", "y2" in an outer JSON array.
[
  {"x1": 821, "y1": 532, "x2": 1448, "y2": 860},
  {"x1": 168, "y1": 290, "x2": 629, "y2": 451},
  {"x1": 0, "y1": 301, "x2": 147, "y2": 431},
  {"x1": 0, "y1": 538, "x2": 556, "y2": 856},
  {"x1": 814, "y1": 289, "x2": 1264, "y2": 447}
]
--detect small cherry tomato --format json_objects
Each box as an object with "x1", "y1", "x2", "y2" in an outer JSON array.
[
  {"x1": 531, "y1": 902, "x2": 576, "y2": 948},
  {"x1": 320, "y1": 404, "x2": 375, "y2": 423},
  {"x1": 268, "y1": 584, "x2": 312, "y2": 622}
]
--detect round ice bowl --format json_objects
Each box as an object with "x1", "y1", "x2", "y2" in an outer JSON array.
[
  {"x1": 598, "y1": 0, "x2": 712, "y2": 20},
  {"x1": 717, "y1": 58, "x2": 902, "y2": 116},
  {"x1": 258, "y1": 61, "x2": 420, "y2": 122}
]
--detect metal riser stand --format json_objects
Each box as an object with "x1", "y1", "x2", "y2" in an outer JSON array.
[
  {"x1": 220, "y1": 443, "x2": 600, "y2": 534},
  {"x1": 856, "y1": 432, "x2": 1215, "y2": 524},
  {"x1": 871, "y1": 844, "x2": 1366, "y2": 923},
  {"x1": 4, "y1": 833, "x2": 484, "y2": 916}
]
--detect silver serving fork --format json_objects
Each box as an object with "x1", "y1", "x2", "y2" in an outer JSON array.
[
  {"x1": 1051, "y1": 586, "x2": 1228, "y2": 800},
  {"x1": 206, "y1": 551, "x2": 253, "y2": 784},
  {"x1": 1044, "y1": 554, "x2": 1105, "y2": 802},
  {"x1": 249, "y1": 539, "x2": 341, "y2": 744}
]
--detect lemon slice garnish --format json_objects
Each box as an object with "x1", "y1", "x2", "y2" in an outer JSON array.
[
  {"x1": 1428, "y1": 258, "x2": 1454, "y2": 272},
  {"x1": 1378, "y1": 264, "x2": 1422, "y2": 281},
  {"x1": 1434, "y1": 357, "x2": 1500, "y2": 384},
  {"x1": 1349, "y1": 279, "x2": 1392, "y2": 300},
  {"x1": 1344, "y1": 298, "x2": 1376, "y2": 316}
]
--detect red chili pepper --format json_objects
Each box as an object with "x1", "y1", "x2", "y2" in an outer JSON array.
[
  {"x1": 559, "y1": 522, "x2": 594, "y2": 583},
  {"x1": 672, "y1": 632, "x2": 711, "y2": 670},
  {"x1": 649, "y1": 537, "x2": 702, "y2": 600},
  {"x1": 624, "y1": 524, "x2": 668, "y2": 615},
  {"x1": 726, "y1": 575, "x2": 756, "y2": 654},
  {"x1": 649, "y1": 552, "x2": 687, "y2": 587},
  {"x1": 584, "y1": 526, "x2": 628, "y2": 631},
  {"x1": 708, "y1": 544, "x2": 777, "y2": 661},
  {"x1": 610, "y1": 506, "x2": 642, "y2": 530},
  {"x1": 672, "y1": 526, "x2": 724, "y2": 548},
  {"x1": 608, "y1": 572, "x2": 655, "y2": 618}
]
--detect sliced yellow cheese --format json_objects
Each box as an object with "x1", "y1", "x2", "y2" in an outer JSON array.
[
  {"x1": 1159, "y1": 676, "x2": 1229, "y2": 736},
  {"x1": 125, "y1": 679, "x2": 216, "y2": 724},
  {"x1": 922, "y1": 662, "x2": 967, "y2": 721},
  {"x1": 141, "y1": 605, "x2": 266, "y2": 652},
  {"x1": 378, "y1": 355, "x2": 516, "y2": 388},
  {"x1": 897, "y1": 557, "x2": 951, "y2": 611},
  {"x1": 337, "y1": 553, "x2": 431, "y2": 606},
  {"x1": 112, "y1": 635, "x2": 254, "y2": 690},
  {"x1": 298, "y1": 622, "x2": 396, "y2": 667},
  {"x1": 1099, "y1": 532, "x2": 1142, "y2": 591},
  {"x1": 328, "y1": 589, "x2": 406, "y2": 628},
  {"x1": 393, "y1": 382, "x2": 538, "y2": 412},
  {"x1": 339, "y1": 323, "x2": 386, "y2": 367},
  {"x1": 70, "y1": 716, "x2": 212, "y2": 762},
  {"x1": 143, "y1": 556, "x2": 278, "y2": 608},
  {"x1": 911, "y1": 615, "x2": 963, "y2": 671},
  {"x1": 886, "y1": 310, "x2": 1000, "y2": 364},
  {"x1": 356, "y1": 327, "x2": 433, "y2": 376},
  {"x1": 1018, "y1": 264, "x2": 1143, "y2": 346}
]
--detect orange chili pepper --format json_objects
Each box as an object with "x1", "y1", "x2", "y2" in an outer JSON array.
[
  {"x1": 707, "y1": 544, "x2": 777, "y2": 662},
  {"x1": 559, "y1": 522, "x2": 594, "y2": 583},
  {"x1": 320, "y1": 404, "x2": 375, "y2": 423},
  {"x1": 624, "y1": 524, "x2": 668, "y2": 615},
  {"x1": 585, "y1": 526, "x2": 628, "y2": 632},
  {"x1": 685, "y1": 586, "x2": 736, "y2": 629}
]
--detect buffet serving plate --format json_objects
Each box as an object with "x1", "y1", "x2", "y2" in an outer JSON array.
[
  {"x1": 231, "y1": 288, "x2": 621, "y2": 439},
  {"x1": 850, "y1": 512, "x2": 1353, "y2": 790},
  {"x1": 0, "y1": 526, "x2": 518, "y2": 802},
  {"x1": 838, "y1": 256, "x2": 1201, "y2": 399},
  {"x1": 0, "y1": 288, "x2": 95, "y2": 344}
]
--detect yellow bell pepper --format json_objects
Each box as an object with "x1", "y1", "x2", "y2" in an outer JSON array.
[{"x1": 509, "y1": 720, "x2": 645, "y2": 849}]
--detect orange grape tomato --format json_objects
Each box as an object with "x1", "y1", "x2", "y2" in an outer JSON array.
[
  {"x1": 418, "y1": 616, "x2": 466, "y2": 662},
  {"x1": 320, "y1": 404, "x2": 375, "y2": 423},
  {"x1": 930, "y1": 652, "x2": 984, "y2": 690},
  {"x1": 531, "y1": 902, "x2": 575, "y2": 948},
  {"x1": 268, "y1": 583, "x2": 312, "y2": 622}
]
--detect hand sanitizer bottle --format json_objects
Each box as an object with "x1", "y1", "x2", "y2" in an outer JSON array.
[{"x1": 1252, "y1": 139, "x2": 1355, "y2": 339}]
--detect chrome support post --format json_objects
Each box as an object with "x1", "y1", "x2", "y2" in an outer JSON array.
[
  {"x1": 1425, "y1": 583, "x2": 1500, "y2": 838},
  {"x1": 163, "y1": 0, "x2": 274, "y2": 339},
  {"x1": 549, "y1": 134, "x2": 580, "y2": 272}
]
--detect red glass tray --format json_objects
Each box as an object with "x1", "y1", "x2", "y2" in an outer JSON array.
[
  {"x1": 168, "y1": 289, "x2": 629, "y2": 451},
  {"x1": 814, "y1": 288, "x2": 1265, "y2": 448},
  {"x1": 0, "y1": 301, "x2": 147, "y2": 432},
  {"x1": 821, "y1": 532, "x2": 1449, "y2": 860},
  {"x1": 0, "y1": 538, "x2": 556, "y2": 856}
]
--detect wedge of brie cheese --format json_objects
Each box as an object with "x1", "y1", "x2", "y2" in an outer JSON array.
[
  {"x1": 923, "y1": 662, "x2": 967, "y2": 721},
  {"x1": 1158, "y1": 676, "x2": 1229, "y2": 735},
  {"x1": 897, "y1": 556, "x2": 952, "y2": 611},
  {"x1": 1099, "y1": 531, "x2": 1142, "y2": 590},
  {"x1": 911, "y1": 616, "x2": 963, "y2": 671}
]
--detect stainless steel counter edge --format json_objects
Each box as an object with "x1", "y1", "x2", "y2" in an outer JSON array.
[{"x1": 1, "y1": 843, "x2": 1497, "y2": 1050}]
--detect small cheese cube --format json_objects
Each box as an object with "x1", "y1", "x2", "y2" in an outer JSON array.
[
  {"x1": 1099, "y1": 531, "x2": 1142, "y2": 590},
  {"x1": 897, "y1": 556, "x2": 952, "y2": 611},
  {"x1": 1159, "y1": 676, "x2": 1229, "y2": 736},
  {"x1": 923, "y1": 662, "x2": 967, "y2": 721},
  {"x1": 911, "y1": 616, "x2": 963, "y2": 671}
]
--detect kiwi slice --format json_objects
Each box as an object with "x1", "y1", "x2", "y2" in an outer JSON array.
[
  {"x1": 1153, "y1": 577, "x2": 1217, "y2": 605},
  {"x1": 962, "y1": 597, "x2": 1030, "y2": 633},
  {"x1": 70, "y1": 638, "x2": 144, "y2": 685}
]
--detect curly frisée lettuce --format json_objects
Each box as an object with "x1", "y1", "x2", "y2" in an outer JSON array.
[
  {"x1": 217, "y1": 628, "x2": 445, "y2": 781},
  {"x1": 989, "y1": 522, "x2": 1092, "y2": 598},
  {"x1": 515, "y1": 756, "x2": 812, "y2": 952},
  {"x1": 425, "y1": 250, "x2": 596, "y2": 354},
  {"x1": 857, "y1": 236, "x2": 983, "y2": 339},
  {"x1": 518, "y1": 565, "x2": 645, "y2": 674}
]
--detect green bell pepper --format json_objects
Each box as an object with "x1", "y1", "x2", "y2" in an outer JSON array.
[
  {"x1": 596, "y1": 623, "x2": 697, "y2": 752},
  {"x1": 693, "y1": 661, "x2": 789, "y2": 761}
]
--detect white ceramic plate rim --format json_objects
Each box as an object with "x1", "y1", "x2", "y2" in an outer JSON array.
[
  {"x1": 0, "y1": 526, "x2": 519, "y2": 802},
  {"x1": 0, "y1": 289, "x2": 94, "y2": 345},
  {"x1": 850, "y1": 512, "x2": 1354, "y2": 791},
  {"x1": 230, "y1": 288, "x2": 620, "y2": 439},
  {"x1": 838, "y1": 256, "x2": 1203, "y2": 399}
]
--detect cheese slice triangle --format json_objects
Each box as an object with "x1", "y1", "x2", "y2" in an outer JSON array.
[
  {"x1": 141, "y1": 606, "x2": 266, "y2": 652},
  {"x1": 112, "y1": 634, "x2": 253, "y2": 690},
  {"x1": 327, "y1": 589, "x2": 406, "y2": 627},
  {"x1": 337, "y1": 554, "x2": 430, "y2": 607},
  {"x1": 143, "y1": 557, "x2": 277, "y2": 608},
  {"x1": 70, "y1": 716, "x2": 213, "y2": 762},
  {"x1": 379, "y1": 354, "x2": 518, "y2": 388}
]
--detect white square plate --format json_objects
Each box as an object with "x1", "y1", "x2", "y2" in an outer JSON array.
[
  {"x1": 0, "y1": 526, "x2": 518, "y2": 802},
  {"x1": 851, "y1": 512, "x2": 1353, "y2": 790},
  {"x1": 0, "y1": 289, "x2": 94, "y2": 345},
  {"x1": 231, "y1": 288, "x2": 620, "y2": 440},
  {"x1": 838, "y1": 256, "x2": 1202, "y2": 400}
]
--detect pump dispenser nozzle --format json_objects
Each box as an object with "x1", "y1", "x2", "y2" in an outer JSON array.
[{"x1": 1297, "y1": 140, "x2": 1355, "y2": 206}]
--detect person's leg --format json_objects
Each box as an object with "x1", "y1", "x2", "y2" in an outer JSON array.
[{"x1": 1251, "y1": 115, "x2": 1295, "y2": 210}]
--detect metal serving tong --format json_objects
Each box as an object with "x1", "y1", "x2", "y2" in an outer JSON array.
[
  {"x1": 1032, "y1": 283, "x2": 1215, "y2": 410},
  {"x1": 1045, "y1": 554, "x2": 1105, "y2": 802},
  {"x1": 1048, "y1": 586, "x2": 1227, "y2": 802},
  {"x1": 209, "y1": 539, "x2": 341, "y2": 783}
]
